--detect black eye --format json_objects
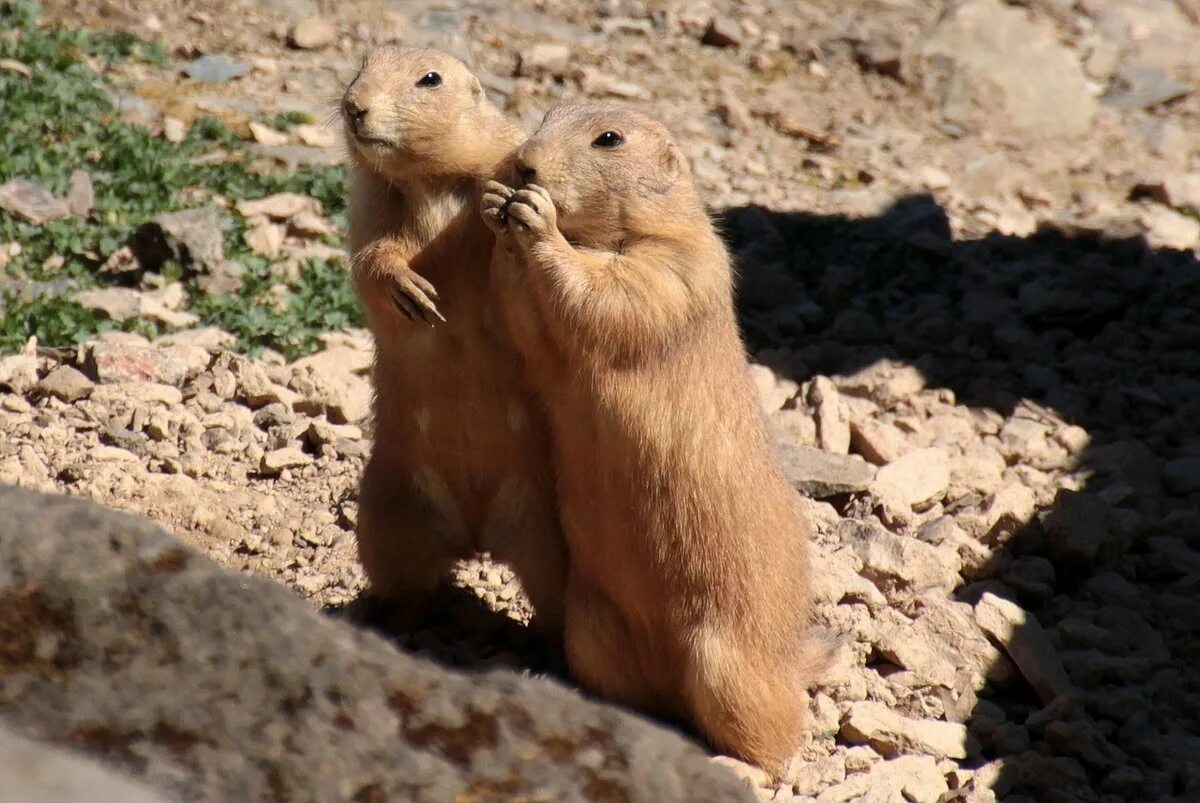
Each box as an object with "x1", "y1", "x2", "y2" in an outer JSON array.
[
  {"x1": 592, "y1": 131, "x2": 623, "y2": 148},
  {"x1": 417, "y1": 71, "x2": 442, "y2": 87}
]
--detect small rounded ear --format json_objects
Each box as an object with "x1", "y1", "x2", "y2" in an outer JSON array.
[
  {"x1": 662, "y1": 140, "x2": 683, "y2": 180},
  {"x1": 647, "y1": 140, "x2": 683, "y2": 194},
  {"x1": 469, "y1": 75, "x2": 485, "y2": 103}
]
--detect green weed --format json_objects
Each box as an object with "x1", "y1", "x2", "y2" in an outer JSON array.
[{"x1": 0, "y1": 1, "x2": 357, "y2": 359}]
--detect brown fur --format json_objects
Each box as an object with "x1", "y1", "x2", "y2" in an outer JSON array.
[
  {"x1": 481, "y1": 103, "x2": 824, "y2": 775},
  {"x1": 343, "y1": 46, "x2": 566, "y2": 635}
]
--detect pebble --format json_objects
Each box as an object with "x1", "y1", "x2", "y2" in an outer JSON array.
[
  {"x1": 0, "y1": 179, "x2": 69, "y2": 225},
  {"x1": 35, "y1": 366, "x2": 94, "y2": 402},
  {"x1": 183, "y1": 54, "x2": 249, "y2": 83},
  {"x1": 974, "y1": 593, "x2": 1073, "y2": 704},
  {"x1": 841, "y1": 700, "x2": 974, "y2": 759},
  {"x1": 288, "y1": 17, "x2": 338, "y2": 50}
]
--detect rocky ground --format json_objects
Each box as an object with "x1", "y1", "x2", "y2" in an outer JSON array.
[{"x1": 3, "y1": 0, "x2": 1200, "y2": 801}]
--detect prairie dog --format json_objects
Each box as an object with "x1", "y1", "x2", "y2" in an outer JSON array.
[
  {"x1": 343, "y1": 46, "x2": 566, "y2": 635},
  {"x1": 481, "y1": 103, "x2": 823, "y2": 774}
]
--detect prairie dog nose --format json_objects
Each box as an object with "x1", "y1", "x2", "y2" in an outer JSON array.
[
  {"x1": 515, "y1": 157, "x2": 537, "y2": 185},
  {"x1": 343, "y1": 96, "x2": 368, "y2": 130}
]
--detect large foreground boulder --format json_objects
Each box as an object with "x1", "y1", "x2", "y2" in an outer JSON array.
[{"x1": 0, "y1": 486, "x2": 752, "y2": 803}]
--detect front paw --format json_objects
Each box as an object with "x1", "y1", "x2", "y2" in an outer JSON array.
[
  {"x1": 506, "y1": 184, "x2": 558, "y2": 246},
  {"x1": 481, "y1": 180, "x2": 515, "y2": 236},
  {"x1": 389, "y1": 269, "x2": 444, "y2": 325}
]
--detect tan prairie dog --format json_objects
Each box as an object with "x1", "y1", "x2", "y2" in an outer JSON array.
[
  {"x1": 481, "y1": 103, "x2": 824, "y2": 774},
  {"x1": 342, "y1": 46, "x2": 566, "y2": 635}
]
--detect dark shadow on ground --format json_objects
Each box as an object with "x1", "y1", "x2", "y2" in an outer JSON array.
[{"x1": 720, "y1": 195, "x2": 1200, "y2": 802}]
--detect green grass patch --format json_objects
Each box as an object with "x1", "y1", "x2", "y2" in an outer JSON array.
[{"x1": 0, "y1": 1, "x2": 358, "y2": 358}]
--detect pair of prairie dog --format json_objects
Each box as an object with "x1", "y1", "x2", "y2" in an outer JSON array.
[{"x1": 344, "y1": 46, "x2": 821, "y2": 774}]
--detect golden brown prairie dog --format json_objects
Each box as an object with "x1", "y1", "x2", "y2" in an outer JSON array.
[
  {"x1": 481, "y1": 103, "x2": 823, "y2": 774},
  {"x1": 343, "y1": 46, "x2": 566, "y2": 636}
]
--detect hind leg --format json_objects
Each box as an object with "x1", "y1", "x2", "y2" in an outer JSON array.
[
  {"x1": 684, "y1": 627, "x2": 808, "y2": 778},
  {"x1": 480, "y1": 478, "x2": 568, "y2": 637},
  {"x1": 562, "y1": 576, "x2": 679, "y2": 719},
  {"x1": 356, "y1": 455, "x2": 472, "y2": 630}
]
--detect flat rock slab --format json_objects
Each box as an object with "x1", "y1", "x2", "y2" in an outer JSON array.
[
  {"x1": 776, "y1": 442, "x2": 876, "y2": 498},
  {"x1": 0, "y1": 486, "x2": 753, "y2": 803}
]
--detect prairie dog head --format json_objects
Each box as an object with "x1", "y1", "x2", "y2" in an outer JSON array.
[
  {"x1": 513, "y1": 103, "x2": 693, "y2": 241},
  {"x1": 341, "y1": 46, "x2": 497, "y2": 182}
]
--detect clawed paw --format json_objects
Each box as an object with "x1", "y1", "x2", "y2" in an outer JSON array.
[
  {"x1": 506, "y1": 184, "x2": 557, "y2": 241},
  {"x1": 481, "y1": 180, "x2": 514, "y2": 236},
  {"x1": 390, "y1": 269, "x2": 444, "y2": 325}
]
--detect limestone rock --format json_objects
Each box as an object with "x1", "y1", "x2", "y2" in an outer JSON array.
[
  {"x1": 920, "y1": 0, "x2": 1096, "y2": 138},
  {"x1": 974, "y1": 592, "x2": 1073, "y2": 703},
  {"x1": 0, "y1": 178, "x2": 69, "y2": 224},
  {"x1": 1046, "y1": 490, "x2": 1122, "y2": 572},
  {"x1": 872, "y1": 447, "x2": 950, "y2": 508},
  {"x1": 776, "y1": 443, "x2": 876, "y2": 498},
  {"x1": 0, "y1": 720, "x2": 171, "y2": 803},
  {"x1": 841, "y1": 701, "x2": 974, "y2": 759},
  {"x1": 88, "y1": 342, "x2": 208, "y2": 387},
  {"x1": 840, "y1": 519, "x2": 961, "y2": 597},
  {"x1": 35, "y1": 365, "x2": 94, "y2": 402},
  {"x1": 288, "y1": 17, "x2": 337, "y2": 50},
  {"x1": 0, "y1": 486, "x2": 755, "y2": 803}
]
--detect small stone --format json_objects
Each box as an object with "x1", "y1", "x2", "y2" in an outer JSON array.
[
  {"x1": 1102, "y1": 66, "x2": 1191, "y2": 111},
  {"x1": 849, "y1": 418, "x2": 909, "y2": 465},
  {"x1": 0, "y1": 58, "x2": 32, "y2": 77},
  {"x1": 248, "y1": 121, "x2": 290, "y2": 146},
  {"x1": 749, "y1": 363, "x2": 799, "y2": 412},
  {"x1": 836, "y1": 360, "x2": 926, "y2": 408},
  {"x1": 72, "y1": 287, "x2": 199, "y2": 328},
  {"x1": 1083, "y1": 40, "x2": 1119, "y2": 81},
  {"x1": 0, "y1": 355, "x2": 39, "y2": 394},
  {"x1": 307, "y1": 418, "x2": 362, "y2": 446},
  {"x1": 35, "y1": 365, "x2": 94, "y2": 402},
  {"x1": 1140, "y1": 205, "x2": 1200, "y2": 250},
  {"x1": 293, "y1": 124, "x2": 337, "y2": 148},
  {"x1": 716, "y1": 88, "x2": 753, "y2": 133},
  {"x1": 89, "y1": 382, "x2": 183, "y2": 408},
  {"x1": 0, "y1": 179, "x2": 69, "y2": 225},
  {"x1": 183, "y1": 54, "x2": 249, "y2": 83},
  {"x1": 244, "y1": 220, "x2": 286, "y2": 257},
  {"x1": 863, "y1": 755, "x2": 948, "y2": 803},
  {"x1": 163, "y1": 116, "x2": 188, "y2": 143},
  {"x1": 1046, "y1": 490, "x2": 1121, "y2": 571},
  {"x1": 67, "y1": 169, "x2": 94, "y2": 218},
  {"x1": 775, "y1": 443, "x2": 876, "y2": 498},
  {"x1": 974, "y1": 592, "x2": 1072, "y2": 703},
  {"x1": 841, "y1": 701, "x2": 973, "y2": 759},
  {"x1": 260, "y1": 447, "x2": 312, "y2": 475},
  {"x1": 517, "y1": 42, "x2": 571, "y2": 77},
  {"x1": 1163, "y1": 457, "x2": 1200, "y2": 494},
  {"x1": 130, "y1": 207, "x2": 226, "y2": 277},
  {"x1": 877, "y1": 598, "x2": 1014, "y2": 689},
  {"x1": 156, "y1": 328, "x2": 237, "y2": 352},
  {"x1": 711, "y1": 755, "x2": 770, "y2": 788},
  {"x1": 288, "y1": 17, "x2": 338, "y2": 50},
  {"x1": 236, "y1": 193, "x2": 320, "y2": 220},
  {"x1": 90, "y1": 445, "x2": 139, "y2": 462},
  {"x1": 854, "y1": 31, "x2": 905, "y2": 81},
  {"x1": 872, "y1": 447, "x2": 950, "y2": 507},
  {"x1": 701, "y1": 17, "x2": 741, "y2": 48},
  {"x1": 841, "y1": 519, "x2": 961, "y2": 597},
  {"x1": 808, "y1": 376, "x2": 850, "y2": 454},
  {"x1": 289, "y1": 211, "x2": 335, "y2": 237},
  {"x1": 789, "y1": 753, "x2": 846, "y2": 796}
]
